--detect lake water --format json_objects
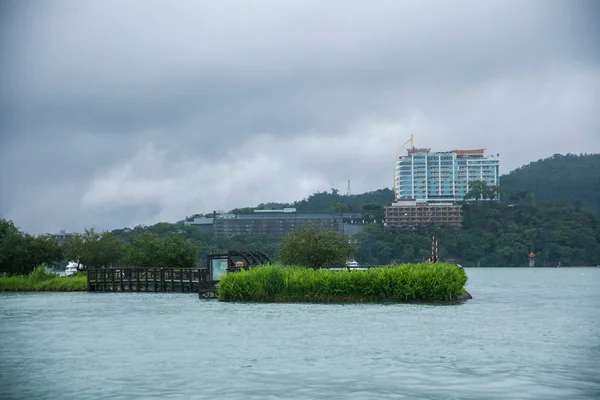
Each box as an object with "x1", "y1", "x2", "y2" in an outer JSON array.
[{"x1": 1, "y1": 268, "x2": 599, "y2": 399}]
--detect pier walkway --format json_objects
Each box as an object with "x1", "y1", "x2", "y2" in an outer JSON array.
[{"x1": 87, "y1": 268, "x2": 211, "y2": 293}]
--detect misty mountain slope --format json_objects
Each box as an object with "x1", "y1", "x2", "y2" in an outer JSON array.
[{"x1": 500, "y1": 153, "x2": 600, "y2": 213}]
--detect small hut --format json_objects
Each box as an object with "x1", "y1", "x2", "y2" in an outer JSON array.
[{"x1": 528, "y1": 251, "x2": 536, "y2": 267}]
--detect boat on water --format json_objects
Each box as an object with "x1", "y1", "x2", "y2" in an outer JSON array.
[
  {"x1": 327, "y1": 259, "x2": 368, "y2": 271},
  {"x1": 345, "y1": 259, "x2": 359, "y2": 267},
  {"x1": 64, "y1": 261, "x2": 79, "y2": 276}
]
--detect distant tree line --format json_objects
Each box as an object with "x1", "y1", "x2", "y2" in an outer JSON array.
[
  {"x1": 352, "y1": 200, "x2": 600, "y2": 267},
  {"x1": 0, "y1": 218, "x2": 352, "y2": 275},
  {"x1": 83, "y1": 192, "x2": 600, "y2": 267},
  {"x1": 2, "y1": 195, "x2": 600, "y2": 274},
  {"x1": 0, "y1": 222, "x2": 202, "y2": 275},
  {"x1": 0, "y1": 220, "x2": 63, "y2": 275},
  {"x1": 501, "y1": 153, "x2": 600, "y2": 213},
  {"x1": 2, "y1": 153, "x2": 598, "y2": 273}
]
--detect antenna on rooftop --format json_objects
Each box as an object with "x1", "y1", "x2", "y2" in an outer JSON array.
[{"x1": 346, "y1": 180, "x2": 351, "y2": 196}]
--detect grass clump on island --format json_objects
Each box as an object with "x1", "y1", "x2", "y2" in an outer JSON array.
[
  {"x1": 217, "y1": 263, "x2": 468, "y2": 303},
  {"x1": 0, "y1": 266, "x2": 87, "y2": 292}
]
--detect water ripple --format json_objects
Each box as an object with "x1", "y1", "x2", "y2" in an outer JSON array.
[{"x1": 1, "y1": 269, "x2": 599, "y2": 399}]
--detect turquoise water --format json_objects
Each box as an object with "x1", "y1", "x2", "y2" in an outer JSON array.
[{"x1": 1, "y1": 268, "x2": 599, "y2": 399}]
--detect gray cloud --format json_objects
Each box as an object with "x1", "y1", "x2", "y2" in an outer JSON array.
[{"x1": 1, "y1": 0, "x2": 599, "y2": 233}]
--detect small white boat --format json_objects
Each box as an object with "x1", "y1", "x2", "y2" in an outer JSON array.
[
  {"x1": 327, "y1": 260, "x2": 367, "y2": 271},
  {"x1": 64, "y1": 261, "x2": 80, "y2": 276},
  {"x1": 336, "y1": 260, "x2": 368, "y2": 271}
]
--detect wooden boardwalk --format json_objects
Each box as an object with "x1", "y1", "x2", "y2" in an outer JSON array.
[{"x1": 87, "y1": 268, "x2": 211, "y2": 293}]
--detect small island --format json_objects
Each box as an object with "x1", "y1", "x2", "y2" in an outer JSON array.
[{"x1": 217, "y1": 262, "x2": 471, "y2": 303}]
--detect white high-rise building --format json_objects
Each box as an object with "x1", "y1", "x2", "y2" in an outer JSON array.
[{"x1": 394, "y1": 148, "x2": 500, "y2": 203}]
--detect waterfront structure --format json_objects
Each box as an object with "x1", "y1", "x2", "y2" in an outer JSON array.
[
  {"x1": 214, "y1": 208, "x2": 346, "y2": 237},
  {"x1": 384, "y1": 201, "x2": 462, "y2": 229},
  {"x1": 394, "y1": 147, "x2": 500, "y2": 203},
  {"x1": 528, "y1": 251, "x2": 536, "y2": 267},
  {"x1": 184, "y1": 208, "x2": 366, "y2": 237}
]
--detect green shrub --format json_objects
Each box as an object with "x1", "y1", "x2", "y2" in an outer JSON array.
[
  {"x1": 217, "y1": 263, "x2": 468, "y2": 303},
  {"x1": 0, "y1": 265, "x2": 87, "y2": 291},
  {"x1": 28, "y1": 265, "x2": 60, "y2": 283}
]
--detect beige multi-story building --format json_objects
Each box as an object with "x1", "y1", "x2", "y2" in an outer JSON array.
[{"x1": 384, "y1": 201, "x2": 463, "y2": 229}]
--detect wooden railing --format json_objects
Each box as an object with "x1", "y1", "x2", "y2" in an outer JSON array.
[
  {"x1": 86, "y1": 264, "x2": 443, "y2": 294},
  {"x1": 86, "y1": 268, "x2": 210, "y2": 293}
]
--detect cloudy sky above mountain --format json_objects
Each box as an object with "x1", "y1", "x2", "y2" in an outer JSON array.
[{"x1": 1, "y1": 0, "x2": 599, "y2": 234}]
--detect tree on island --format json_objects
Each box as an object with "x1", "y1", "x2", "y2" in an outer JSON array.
[{"x1": 279, "y1": 225, "x2": 355, "y2": 267}]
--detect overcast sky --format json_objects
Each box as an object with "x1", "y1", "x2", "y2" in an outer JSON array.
[{"x1": 1, "y1": 0, "x2": 599, "y2": 234}]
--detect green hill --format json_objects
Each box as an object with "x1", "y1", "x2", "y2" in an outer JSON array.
[
  {"x1": 231, "y1": 188, "x2": 394, "y2": 219},
  {"x1": 501, "y1": 153, "x2": 600, "y2": 213},
  {"x1": 105, "y1": 153, "x2": 600, "y2": 268}
]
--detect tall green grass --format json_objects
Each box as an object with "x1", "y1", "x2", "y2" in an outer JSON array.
[
  {"x1": 217, "y1": 263, "x2": 468, "y2": 303},
  {"x1": 0, "y1": 266, "x2": 87, "y2": 292}
]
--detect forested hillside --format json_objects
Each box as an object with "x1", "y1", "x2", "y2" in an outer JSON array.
[
  {"x1": 501, "y1": 153, "x2": 600, "y2": 213},
  {"x1": 99, "y1": 153, "x2": 600, "y2": 267},
  {"x1": 114, "y1": 199, "x2": 600, "y2": 267},
  {"x1": 170, "y1": 153, "x2": 600, "y2": 267},
  {"x1": 353, "y1": 201, "x2": 600, "y2": 267}
]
